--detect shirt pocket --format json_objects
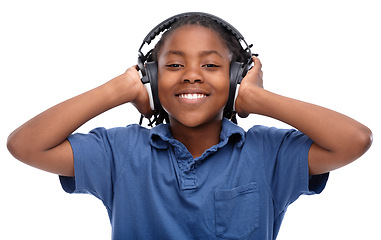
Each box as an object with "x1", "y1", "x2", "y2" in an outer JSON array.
[{"x1": 214, "y1": 182, "x2": 259, "y2": 239}]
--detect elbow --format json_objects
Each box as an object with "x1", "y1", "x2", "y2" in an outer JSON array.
[
  {"x1": 7, "y1": 131, "x2": 22, "y2": 160},
  {"x1": 7, "y1": 130, "x2": 31, "y2": 163},
  {"x1": 348, "y1": 125, "x2": 373, "y2": 162},
  {"x1": 358, "y1": 126, "x2": 373, "y2": 154},
  {"x1": 326, "y1": 126, "x2": 373, "y2": 173}
]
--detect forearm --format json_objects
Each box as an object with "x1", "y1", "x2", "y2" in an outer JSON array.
[
  {"x1": 8, "y1": 74, "x2": 134, "y2": 160},
  {"x1": 257, "y1": 89, "x2": 368, "y2": 147},
  {"x1": 239, "y1": 86, "x2": 372, "y2": 173}
]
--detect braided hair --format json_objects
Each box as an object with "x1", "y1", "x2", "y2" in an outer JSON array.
[{"x1": 142, "y1": 14, "x2": 248, "y2": 126}]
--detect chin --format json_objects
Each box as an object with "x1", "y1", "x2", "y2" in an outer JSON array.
[{"x1": 169, "y1": 112, "x2": 223, "y2": 128}]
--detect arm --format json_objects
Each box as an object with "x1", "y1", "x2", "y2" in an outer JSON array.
[
  {"x1": 235, "y1": 57, "x2": 373, "y2": 175},
  {"x1": 7, "y1": 66, "x2": 151, "y2": 177}
]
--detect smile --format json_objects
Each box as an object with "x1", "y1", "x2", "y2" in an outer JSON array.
[{"x1": 178, "y1": 93, "x2": 207, "y2": 99}]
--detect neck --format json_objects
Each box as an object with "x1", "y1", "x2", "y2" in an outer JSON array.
[{"x1": 170, "y1": 119, "x2": 223, "y2": 158}]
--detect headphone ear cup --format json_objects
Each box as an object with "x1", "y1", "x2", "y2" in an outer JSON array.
[
  {"x1": 227, "y1": 62, "x2": 244, "y2": 112},
  {"x1": 144, "y1": 62, "x2": 160, "y2": 111}
]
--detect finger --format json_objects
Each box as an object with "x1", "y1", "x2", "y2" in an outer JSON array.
[
  {"x1": 252, "y1": 56, "x2": 262, "y2": 70},
  {"x1": 246, "y1": 57, "x2": 261, "y2": 75}
]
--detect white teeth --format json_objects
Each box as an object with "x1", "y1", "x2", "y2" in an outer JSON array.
[{"x1": 179, "y1": 93, "x2": 206, "y2": 99}]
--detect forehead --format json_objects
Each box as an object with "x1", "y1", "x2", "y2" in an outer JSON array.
[{"x1": 158, "y1": 25, "x2": 231, "y2": 59}]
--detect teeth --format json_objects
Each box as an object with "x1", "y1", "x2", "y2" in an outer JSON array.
[{"x1": 179, "y1": 93, "x2": 206, "y2": 99}]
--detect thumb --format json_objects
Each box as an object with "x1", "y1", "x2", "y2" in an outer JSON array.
[{"x1": 242, "y1": 56, "x2": 263, "y2": 88}]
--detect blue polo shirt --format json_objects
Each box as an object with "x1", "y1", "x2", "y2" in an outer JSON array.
[{"x1": 60, "y1": 119, "x2": 328, "y2": 239}]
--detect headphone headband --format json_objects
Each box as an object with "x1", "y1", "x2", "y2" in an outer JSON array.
[
  {"x1": 141, "y1": 12, "x2": 244, "y2": 45},
  {"x1": 138, "y1": 12, "x2": 252, "y2": 62}
]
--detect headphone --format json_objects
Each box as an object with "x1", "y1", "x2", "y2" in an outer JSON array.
[{"x1": 137, "y1": 12, "x2": 256, "y2": 113}]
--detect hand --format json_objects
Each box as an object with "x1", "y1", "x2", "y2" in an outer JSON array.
[
  {"x1": 120, "y1": 65, "x2": 154, "y2": 118},
  {"x1": 235, "y1": 57, "x2": 264, "y2": 118}
]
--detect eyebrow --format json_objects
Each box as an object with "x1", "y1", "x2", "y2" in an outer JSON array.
[
  {"x1": 163, "y1": 50, "x2": 185, "y2": 57},
  {"x1": 200, "y1": 50, "x2": 223, "y2": 58},
  {"x1": 163, "y1": 50, "x2": 223, "y2": 59}
]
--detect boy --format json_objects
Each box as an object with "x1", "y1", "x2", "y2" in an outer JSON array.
[{"x1": 7, "y1": 13, "x2": 372, "y2": 239}]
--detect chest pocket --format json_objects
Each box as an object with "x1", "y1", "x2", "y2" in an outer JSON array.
[{"x1": 214, "y1": 182, "x2": 259, "y2": 239}]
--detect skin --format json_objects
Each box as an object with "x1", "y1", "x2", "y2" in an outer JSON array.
[{"x1": 7, "y1": 25, "x2": 372, "y2": 177}]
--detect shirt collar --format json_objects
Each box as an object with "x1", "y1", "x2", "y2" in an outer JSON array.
[{"x1": 149, "y1": 118, "x2": 246, "y2": 150}]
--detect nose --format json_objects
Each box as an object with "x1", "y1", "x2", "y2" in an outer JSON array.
[
  {"x1": 183, "y1": 78, "x2": 202, "y2": 83},
  {"x1": 182, "y1": 65, "x2": 203, "y2": 83}
]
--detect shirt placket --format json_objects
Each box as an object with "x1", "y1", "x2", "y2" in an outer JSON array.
[{"x1": 169, "y1": 144, "x2": 198, "y2": 191}]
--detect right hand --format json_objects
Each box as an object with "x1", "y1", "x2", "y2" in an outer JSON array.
[{"x1": 120, "y1": 65, "x2": 154, "y2": 118}]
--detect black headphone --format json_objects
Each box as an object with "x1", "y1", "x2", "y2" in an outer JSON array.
[{"x1": 137, "y1": 12, "x2": 255, "y2": 113}]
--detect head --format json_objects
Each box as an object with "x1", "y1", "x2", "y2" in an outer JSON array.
[{"x1": 141, "y1": 13, "x2": 251, "y2": 126}]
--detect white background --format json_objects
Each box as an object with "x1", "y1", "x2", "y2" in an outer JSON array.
[{"x1": 1, "y1": 0, "x2": 380, "y2": 239}]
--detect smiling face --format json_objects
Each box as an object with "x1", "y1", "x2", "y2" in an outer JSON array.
[{"x1": 157, "y1": 25, "x2": 232, "y2": 129}]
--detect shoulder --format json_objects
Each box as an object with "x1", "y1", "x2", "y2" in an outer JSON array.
[
  {"x1": 89, "y1": 124, "x2": 149, "y2": 138},
  {"x1": 245, "y1": 125, "x2": 312, "y2": 153},
  {"x1": 69, "y1": 124, "x2": 151, "y2": 150},
  {"x1": 106, "y1": 124, "x2": 150, "y2": 139},
  {"x1": 246, "y1": 125, "x2": 298, "y2": 141}
]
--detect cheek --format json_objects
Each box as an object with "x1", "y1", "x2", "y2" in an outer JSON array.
[
  {"x1": 213, "y1": 74, "x2": 231, "y2": 103},
  {"x1": 157, "y1": 73, "x2": 173, "y2": 109}
]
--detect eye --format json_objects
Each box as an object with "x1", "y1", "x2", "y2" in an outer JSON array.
[
  {"x1": 166, "y1": 64, "x2": 183, "y2": 69},
  {"x1": 205, "y1": 64, "x2": 219, "y2": 68},
  {"x1": 202, "y1": 64, "x2": 220, "y2": 70}
]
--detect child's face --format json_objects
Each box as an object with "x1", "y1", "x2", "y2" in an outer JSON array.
[{"x1": 157, "y1": 25, "x2": 232, "y2": 128}]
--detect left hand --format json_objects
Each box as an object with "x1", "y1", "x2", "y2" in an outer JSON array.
[{"x1": 235, "y1": 56, "x2": 264, "y2": 118}]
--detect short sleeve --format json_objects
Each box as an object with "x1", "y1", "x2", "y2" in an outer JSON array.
[
  {"x1": 59, "y1": 127, "x2": 115, "y2": 212},
  {"x1": 249, "y1": 126, "x2": 329, "y2": 212}
]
